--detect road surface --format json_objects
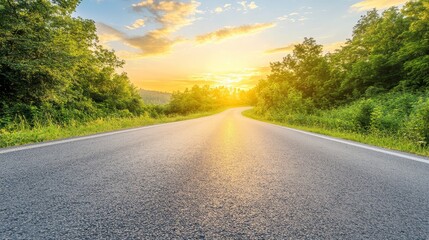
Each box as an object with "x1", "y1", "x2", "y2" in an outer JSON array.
[{"x1": 1, "y1": 108, "x2": 428, "y2": 239}]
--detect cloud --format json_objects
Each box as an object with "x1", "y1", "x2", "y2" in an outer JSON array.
[
  {"x1": 351, "y1": 0, "x2": 409, "y2": 11},
  {"x1": 238, "y1": 1, "x2": 247, "y2": 9},
  {"x1": 196, "y1": 22, "x2": 275, "y2": 43},
  {"x1": 126, "y1": 34, "x2": 183, "y2": 57},
  {"x1": 96, "y1": 22, "x2": 125, "y2": 43},
  {"x1": 98, "y1": 0, "x2": 201, "y2": 58},
  {"x1": 277, "y1": 12, "x2": 311, "y2": 23},
  {"x1": 96, "y1": 22, "x2": 183, "y2": 58},
  {"x1": 277, "y1": 15, "x2": 288, "y2": 21},
  {"x1": 213, "y1": 3, "x2": 234, "y2": 13},
  {"x1": 237, "y1": 1, "x2": 258, "y2": 11},
  {"x1": 126, "y1": 19, "x2": 146, "y2": 30},
  {"x1": 265, "y1": 43, "x2": 297, "y2": 54},
  {"x1": 248, "y1": 1, "x2": 258, "y2": 9},
  {"x1": 132, "y1": 0, "x2": 201, "y2": 36}
]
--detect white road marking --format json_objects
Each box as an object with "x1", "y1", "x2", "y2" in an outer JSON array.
[
  {"x1": 0, "y1": 121, "x2": 187, "y2": 154},
  {"x1": 3, "y1": 108, "x2": 429, "y2": 166},
  {"x1": 269, "y1": 123, "x2": 429, "y2": 165}
]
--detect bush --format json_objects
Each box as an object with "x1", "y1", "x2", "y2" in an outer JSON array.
[
  {"x1": 405, "y1": 97, "x2": 429, "y2": 145},
  {"x1": 354, "y1": 99, "x2": 375, "y2": 132}
]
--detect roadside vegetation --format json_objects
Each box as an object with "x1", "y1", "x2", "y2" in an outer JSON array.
[
  {"x1": 168, "y1": 85, "x2": 252, "y2": 115},
  {"x1": 139, "y1": 89, "x2": 171, "y2": 105},
  {"x1": 249, "y1": 0, "x2": 429, "y2": 156},
  {"x1": 0, "y1": 109, "x2": 224, "y2": 148},
  {"x1": 2, "y1": 0, "x2": 428, "y2": 156},
  {"x1": 0, "y1": 0, "x2": 250, "y2": 148}
]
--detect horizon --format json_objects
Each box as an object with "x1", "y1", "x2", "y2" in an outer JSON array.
[{"x1": 75, "y1": 0, "x2": 409, "y2": 92}]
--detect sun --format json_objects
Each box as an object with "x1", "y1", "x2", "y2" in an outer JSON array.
[
  {"x1": 217, "y1": 77, "x2": 239, "y2": 88},
  {"x1": 194, "y1": 68, "x2": 262, "y2": 90}
]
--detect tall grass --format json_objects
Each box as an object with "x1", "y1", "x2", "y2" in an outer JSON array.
[
  {"x1": 246, "y1": 92, "x2": 429, "y2": 157},
  {"x1": 0, "y1": 110, "x2": 222, "y2": 148}
]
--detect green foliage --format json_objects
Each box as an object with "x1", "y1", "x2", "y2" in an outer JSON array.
[
  {"x1": 139, "y1": 89, "x2": 172, "y2": 105},
  {"x1": 405, "y1": 97, "x2": 429, "y2": 145},
  {"x1": 252, "y1": 0, "x2": 429, "y2": 153},
  {"x1": 250, "y1": 91, "x2": 429, "y2": 154},
  {"x1": 0, "y1": 0, "x2": 143, "y2": 130},
  {"x1": 0, "y1": 0, "x2": 250, "y2": 140},
  {"x1": 355, "y1": 99, "x2": 375, "y2": 132},
  {"x1": 397, "y1": 0, "x2": 429, "y2": 88},
  {"x1": 255, "y1": 0, "x2": 429, "y2": 115},
  {"x1": 255, "y1": 37, "x2": 330, "y2": 115},
  {"x1": 168, "y1": 85, "x2": 251, "y2": 115},
  {"x1": 0, "y1": 109, "x2": 222, "y2": 148},
  {"x1": 244, "y1": 108, "x2": 429, "y2": 157}
]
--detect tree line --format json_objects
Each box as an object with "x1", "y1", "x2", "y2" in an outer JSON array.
[
  {"x1": 256, "y1": 0, "x2": 428, "y2": 113},
  {"x1": 167, "y1": 85, "x2": 252, "y2": 115},
  {"x1": 2, "y1": 0, "x2": 428, "y2": 147},
  {"x1": 0, "y1": 0, "x2": 144, "y2": 128},
  {"x1": 0, "y1": 0, "x2": 253, "y2": 130},
  {"x1": 253, "y1": 0, "x2": 429, "y2": 145}
]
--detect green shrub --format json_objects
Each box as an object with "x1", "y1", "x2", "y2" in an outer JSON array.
[
  {"x1": 354, "y1": 99, "x2": 375, "y2": 132},
  {"x1": 405, "y1": 97, "x2": 429, "y2": 145},
  {"x1": 370, "y1": 105, "x2": 383, "y2": 133}
]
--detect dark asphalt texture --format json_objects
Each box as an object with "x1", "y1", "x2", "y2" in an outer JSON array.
[{"x1": 1, "y1": 108, "x2": 428, "y2": 239}]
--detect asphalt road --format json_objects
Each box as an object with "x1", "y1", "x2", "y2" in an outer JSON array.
[{"x1": 1, "y1": 108, "x2": 428, "y2": 239}]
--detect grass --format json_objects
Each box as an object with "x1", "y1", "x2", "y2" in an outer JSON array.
[
  {"x1": 243, "y1": 108, "x2": 429, "y2": 157},
  {"x1": 0, "y1": 109, "x2": 224, "y2": 149}
]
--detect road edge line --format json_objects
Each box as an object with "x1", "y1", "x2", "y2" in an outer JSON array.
[
  {"x1": 270, "y1": 123, "x2": 429, "y2": 165},
  {"x1": 0, "y1": 120, "x2": 186, "y2": 155}
]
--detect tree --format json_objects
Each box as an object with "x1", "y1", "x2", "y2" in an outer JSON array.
[
  {"x1": 331, "y1": 8, "x2": 409, "y2": 99},
  {"x1": 397, "y1": 0, "x2": 429, "y2": 89},
  {"x1": 255, "y1": 38, "x2": 331, "y2": 114},
  {"x1": 0, "y1": 0, "x2": 143, "y2": 125},
  {"x1": 168, "y1": 85, "x2": 248, "y2": 115}
]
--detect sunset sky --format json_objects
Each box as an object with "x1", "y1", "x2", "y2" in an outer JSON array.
[{"x1": 75, "y1": 0, "x2": 409, "y2": 92}]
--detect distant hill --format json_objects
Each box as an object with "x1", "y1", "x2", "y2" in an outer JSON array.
[{"x1": 139, "y1": 89, "x2": 171, "y2": 105}]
